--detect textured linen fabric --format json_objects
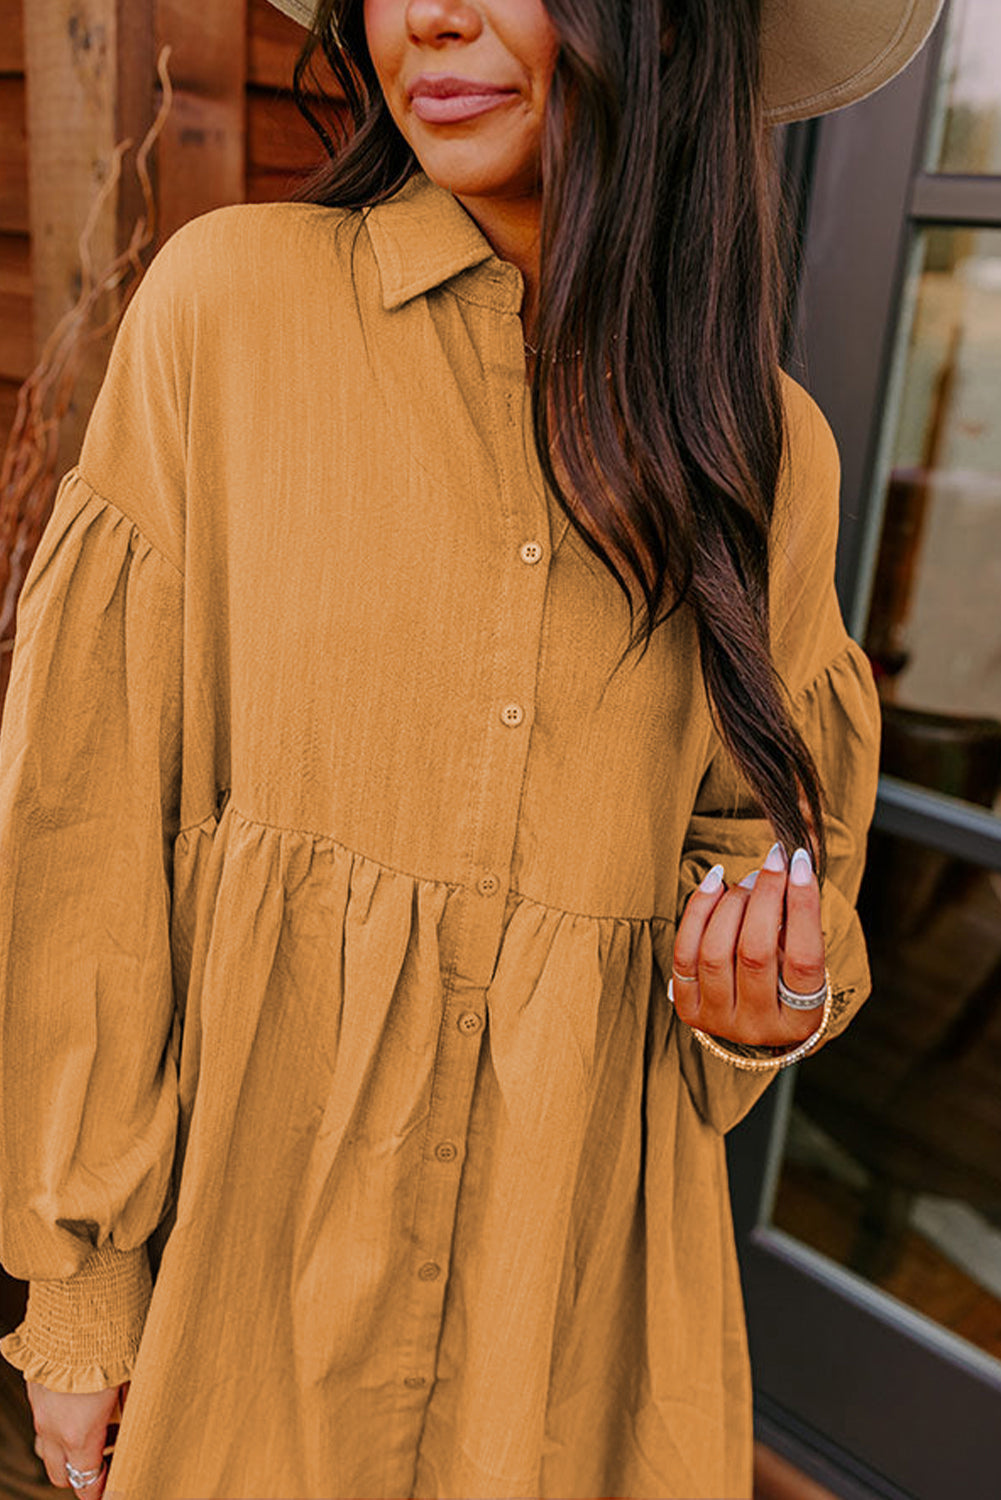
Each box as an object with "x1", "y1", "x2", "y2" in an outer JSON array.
[{"x1": 0, "y1": 170, "x2": 880, "y2": 1499}]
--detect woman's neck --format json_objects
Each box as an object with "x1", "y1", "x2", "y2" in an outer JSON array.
[{"x1": 454, "y1": 190, "x2": 542, "y2": 346}]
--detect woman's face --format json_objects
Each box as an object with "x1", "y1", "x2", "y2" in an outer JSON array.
[{"x1": 364, "y1": 0, "x2": 559, "y2": 203}]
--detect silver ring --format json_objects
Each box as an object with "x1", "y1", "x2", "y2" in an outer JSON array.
[
  {"x1": 778, "y1": 973, "x2": 828, "y2": 1009},
  {"x1": 65, "y1": 1458, "x2": 106, "y2": 1490},
  {"x1": 668, "y1": 970, "x2": 698, "y2": 1005}
]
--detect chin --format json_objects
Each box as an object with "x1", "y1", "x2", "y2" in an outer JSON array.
[
  {"x1": 402, "y1": 112, "x2": 541, "y2": 204},
  {"x1": 410, "y1": 149, "x2": 539, "y2": 204},
  {"x1": 416, "y1": 165, "x2": 507, "y2": 199}
]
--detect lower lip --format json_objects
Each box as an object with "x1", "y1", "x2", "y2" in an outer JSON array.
[{"x1": 411, "y1": 92, "x2": 516, "y2": 124}]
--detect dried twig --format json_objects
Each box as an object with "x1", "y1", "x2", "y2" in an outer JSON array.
[{"x1": 0, "y1": 45, "x2": 176, "y2": 715}]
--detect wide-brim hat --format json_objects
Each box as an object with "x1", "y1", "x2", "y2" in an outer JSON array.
[{"x1": 264, "y1": 0, "x2": 946, "y2": 126}]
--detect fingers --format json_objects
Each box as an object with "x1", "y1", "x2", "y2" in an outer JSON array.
[
  {"x1": 782, "y1": 846, "x2": 826, "y2": 998},
  {"x1": 740, "y1": 844, "x2": 823, "y2": 1043},
  {"x1": 676, "y1": 853, "x2": 789, "y2": 1043},
  {"x1": 34, "y1": 1432, "x2": 108, "y2": 1494},
  {"x1": 672, "y1": 861, "x2": 762, "y2": 1031},
  {"x1": 27, "y1": 1382, "x2": 118, "y2": 1495},
  {"x1": 672, "y1": 844, "x2": 826, "y2": 1046},
  {"x1": 672, "y1": 861, "x2": 727, "y2": 995}
]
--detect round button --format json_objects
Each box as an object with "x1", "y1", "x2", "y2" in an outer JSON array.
[
  {"x1": 476, "y1": 873, "x2": 500, "y2": 898},
  {"x1": 418, "y1": 1261, "x2": 441, "y2": 1282},
  {"x1": 500, "y1": 702, "x2": 524, "y2": 728},
  {"x1": 404, "y1": 1375, "x2": 427, "y2": 1389},
  {"x1": 519, "y1": 540, "x2": 544, "y2": 565},
  {"x1": 457, "y1": 1011, "x2": 482, "y2": 1035},
  {"x1": 435, "y1": 1141, "x2": 458, "y2": 1163}
]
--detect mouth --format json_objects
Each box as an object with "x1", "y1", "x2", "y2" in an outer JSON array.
[{"x1": 408, "y1": 74, "x2": 519, "y2": 125}]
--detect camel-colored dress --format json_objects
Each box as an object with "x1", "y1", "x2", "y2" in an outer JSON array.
[{"x1": 0, "y1": 171, "x2": 880, "y2": 1499}]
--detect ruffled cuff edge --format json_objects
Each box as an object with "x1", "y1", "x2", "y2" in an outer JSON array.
[{"x1": 0, "y1": 1326, "x2": 136, "y2": 1393}]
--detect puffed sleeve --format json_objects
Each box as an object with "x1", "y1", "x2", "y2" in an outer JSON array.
[
  {"x1": 0, "y1": 228, "x2": 189, "y2": 1391},
  {"x1": 670, "y1": 374, "x2": 882, "y2": 1134}
]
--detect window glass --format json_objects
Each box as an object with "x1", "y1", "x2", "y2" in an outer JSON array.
[
  {"x1": 771, "y1": 838, "x2": 1001, "y2": 1367},
  {"x1": 926, "y1": 0, "x2": 1001, "y2": 174},
  {"x1": 864, "y1": 226, "x2": 1001, "y2": 721}
]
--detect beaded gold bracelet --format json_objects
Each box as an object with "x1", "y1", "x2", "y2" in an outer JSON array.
[{"x1": 686, "y1": 968, "x2": 833, "y2": 1072}]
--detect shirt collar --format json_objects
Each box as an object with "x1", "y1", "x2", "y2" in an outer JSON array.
[{"x1": 363, "y1": 170, "x2": 524, "y2": 313}]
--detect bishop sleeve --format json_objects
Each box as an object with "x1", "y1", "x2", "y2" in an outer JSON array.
[
  {"x1": 670, "y1": 375, "x2": 882, "y2": 1134},
  {"x1": 0, "y1": 229, "x2": 189, "y2": 1391}
]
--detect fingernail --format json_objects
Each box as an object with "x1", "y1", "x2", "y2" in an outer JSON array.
[
  {"x1": 790, "y1": 847, "x2": 813, "y2": 885},
  {"x1": 763, "y1": 841, "x2": 787, "y2": 873},
  {"x1": 698, "y1": 863, "x2": 724, "y2": 894},
  {"x1": 738, "y1": 869, "x2": 759, "y2": 889}
]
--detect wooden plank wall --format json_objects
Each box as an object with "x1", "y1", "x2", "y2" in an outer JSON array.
[
  {"x1": 21, "y1": 0, "x2": 159, "y2": 482},
  {"x1": 157, "y1": 0, "x2": 247, "y2": 246},
  {"x1": 0, "y1": 0, "x2": 346, "y2": 461},
  {"x1": 156, "y1": 0, "x2": 347, "y2": 238},
  {"x1": 245, "y1": 0, "x2": 345, "y2": 202},
  {"x1": 0, "y1": 0, "x2": 29, "y2": 456}
]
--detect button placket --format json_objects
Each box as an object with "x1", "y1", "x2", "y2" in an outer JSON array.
[
  {"x1": 394, "y1": 886, "x2": 496, "y2": 1409},
  {"x1": 393, "y1": 339, "x2": 554, "y2": 1423}
]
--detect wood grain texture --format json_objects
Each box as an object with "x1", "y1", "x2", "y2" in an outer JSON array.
[
  {"x1": 22, "y1": 0, "x2": 145, "y2": 476},
  {"x1": 0, "y1": 231, "x2": 33, "y2": 381},
  {"x1": 156, "y1": 0, "x2": 246, "y2": 241},
  {"x1": 0, "y1": 0, "x2": 24, "y2": 75},
  {"x1": 247, "y1": 0, "x2": 341, "y2": 97},
  {"x1": 0, "y1": 77, "x2": 28, "y2": 234}
]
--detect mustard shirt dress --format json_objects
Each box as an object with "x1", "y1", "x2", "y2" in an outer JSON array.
[{"x1": 0, "y1": 171, "x2": 881, "y2": 1500}]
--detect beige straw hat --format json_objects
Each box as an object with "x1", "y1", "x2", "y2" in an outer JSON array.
[{"x1": 265, "y1": 0, "x2": 946, "y2": 126}]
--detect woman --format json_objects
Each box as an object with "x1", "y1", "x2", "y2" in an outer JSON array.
[{"x1": 0, "y1": 2, "x2": 941, "y2": 1497}]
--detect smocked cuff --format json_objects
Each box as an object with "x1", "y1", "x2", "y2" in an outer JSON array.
[{"x1": 0, "y1": 1241, "x2": 151, "y2": 1393}]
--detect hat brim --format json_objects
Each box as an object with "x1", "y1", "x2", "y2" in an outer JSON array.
[
  {"x1": 760, "y1": 0, "x2": 947, "y2": 124},
  {"x1": 264, "y1": 0, "x2": 947, "y2": 126},
  {"x1": 267, "y1": 0, "x2": 314, "y2": 25}
]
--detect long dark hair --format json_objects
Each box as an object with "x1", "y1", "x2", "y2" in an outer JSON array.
[{"x1": 283, "y1": 0, "x2": 829, "y2": 884}]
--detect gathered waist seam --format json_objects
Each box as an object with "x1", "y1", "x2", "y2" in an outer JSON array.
[{"x1": 173, "y1": 802, "x2": 676, "y2": 927}]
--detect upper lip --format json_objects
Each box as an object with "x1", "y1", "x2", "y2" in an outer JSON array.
[{"x1": 408, "y1": 74, "x2": 516, "y2": 100}]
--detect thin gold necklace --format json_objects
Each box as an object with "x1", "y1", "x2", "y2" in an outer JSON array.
[
  {"x1": 523, "y1": 339, "x2": 585, "y2": 361},
  {"x1": 523, "y1": 333, "x2": 617, "y2": 360}
]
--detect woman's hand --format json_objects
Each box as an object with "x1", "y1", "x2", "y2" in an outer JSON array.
[
  {"x1": 671, "y1": 841, "x2": 826, "y2": 1047},
  {"x1": 27, "y1": 1379, "x2": 127, "y2": 1494}
]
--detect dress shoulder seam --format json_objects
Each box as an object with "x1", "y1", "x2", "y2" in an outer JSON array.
[
  {"x1": 790, "y1": 631, "x2": 867, "y2": 705},
  {"x1": 73, "y1": 463, "x2": 184, "y2": 579}
]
